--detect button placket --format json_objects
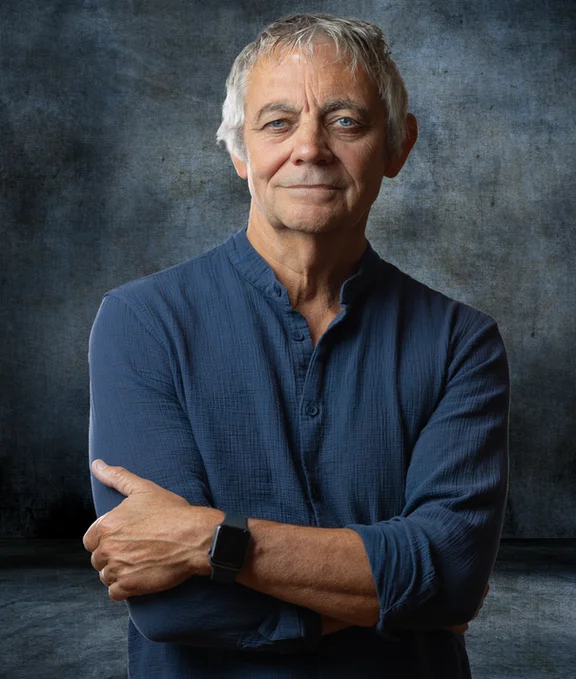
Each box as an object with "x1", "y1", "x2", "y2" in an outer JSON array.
[{"x1": 293, "y1": 313, "x2": 325, "y2": 525}]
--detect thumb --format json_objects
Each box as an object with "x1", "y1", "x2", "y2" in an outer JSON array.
[{"x1": 91, "y1": 460, "x2": 150, "y2": 497}]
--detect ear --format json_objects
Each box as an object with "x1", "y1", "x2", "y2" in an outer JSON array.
[
  {"x1": 231, "y1": 152, "x2": 248, "y2": 180},
  {"x1": 383, "y1": 113, "x2": 419, "y2": 179}
]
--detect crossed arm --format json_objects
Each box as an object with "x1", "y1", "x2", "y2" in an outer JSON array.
[
  {"x1": 234, "y1": 518, "x2": 488, "y2": 633},
  {"x1": 85, "y1": 462, "x2": 380, "y2": 627},
  {"x1": 86, "y1": 458, "x2": 487, "y2": 635},
  {"x1": 85, "y1": 293, "x2": 507, "y2": 648}
]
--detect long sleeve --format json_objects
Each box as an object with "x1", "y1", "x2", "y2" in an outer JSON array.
[
  {"x1": 345, "y1": 315, "x2": 510, "y2": 637},
  {"x1": 87, "y1": 293, "x2": 322, "y2": 653}
]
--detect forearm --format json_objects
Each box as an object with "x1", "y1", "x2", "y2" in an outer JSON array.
[
  {"x1": 219, "y1": 516, "x2": 476, "y2": 635},
  {"x1": 234, "y1": 517, "x2": 380, "y2": 628}
]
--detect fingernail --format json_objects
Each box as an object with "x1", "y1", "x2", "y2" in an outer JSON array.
[{"x1": 93, "y1": 459, "x2": 105, "y2": 471}]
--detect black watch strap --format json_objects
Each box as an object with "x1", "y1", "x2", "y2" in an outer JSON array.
[
  {"x1": 223, "y1": 514, "x2": 248, "y2": 530},
  {"x1": 210, "y1": 564, "x2": 238, "y2": 583},
  {"x1": 209, "y1": 514, "x2": 250, "y2": 583}
]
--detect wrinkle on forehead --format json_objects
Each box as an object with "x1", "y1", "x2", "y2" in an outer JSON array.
[
  {"x1": 246, "y1": 55, "x2": 372, "y2": 120},
  {"x1": 242, "y1": 39, "x2": 387, "y2": 128}
]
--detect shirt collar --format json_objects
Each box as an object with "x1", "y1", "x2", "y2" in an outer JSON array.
[{"x1": 224, "y1": 222, "x2": 383, "y2": 307}]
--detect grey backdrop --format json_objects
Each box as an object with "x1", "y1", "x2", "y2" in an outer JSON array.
[{"x1": 1, "y1": 0, "x2": 574, "y2": 538}]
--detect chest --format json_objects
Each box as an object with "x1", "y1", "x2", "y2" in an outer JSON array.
[
  {"x1": 299, "y1": 307, "x2": 342, "y2": 348},
  {"x1": 174, "y1": 301, "x2": 442, "y2": 528}
]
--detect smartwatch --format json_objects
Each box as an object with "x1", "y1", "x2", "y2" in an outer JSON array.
[{"x1": 208, "y1": 513, "x2": 251, "y2": 583}]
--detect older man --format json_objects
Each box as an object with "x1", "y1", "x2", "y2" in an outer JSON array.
[{"x1": 84, "y1": 12, "x2": 508, "y2": 679}]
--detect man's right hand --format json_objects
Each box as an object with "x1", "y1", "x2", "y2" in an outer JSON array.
[{"x1": 321, "y1": 582, "x2": 491, "y2": 636}]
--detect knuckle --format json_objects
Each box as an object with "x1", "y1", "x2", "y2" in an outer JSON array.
[
  {"x1": 100, "y1": 541, "x2": 112, "y2": 556},
  {"x1": 99, "y1": 517, "x2": 115, "y2": 533}
]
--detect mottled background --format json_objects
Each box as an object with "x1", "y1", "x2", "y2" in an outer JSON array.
[{"x1": 1, "y1": 0, "x2": 574, "y2": 538}]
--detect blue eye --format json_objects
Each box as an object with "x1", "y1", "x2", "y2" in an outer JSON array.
[{"x1": 265, "y1": 117, "x2": 359, "y2": 131}]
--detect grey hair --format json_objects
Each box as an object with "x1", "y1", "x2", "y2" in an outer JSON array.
[{"x1": 216, "y1": 13, "x2": 409, "y2": 164}]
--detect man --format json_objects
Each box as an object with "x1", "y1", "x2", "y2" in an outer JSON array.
[{"x1": 84, "y1": 12, "x2": 509, "y2": 679}]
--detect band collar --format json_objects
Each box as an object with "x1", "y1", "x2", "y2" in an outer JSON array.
[{"x1": 224, "y1": 222, "x2": 383, "y2": 307}]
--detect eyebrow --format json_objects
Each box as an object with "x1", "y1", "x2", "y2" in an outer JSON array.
[{"x1": 254, "y1": 98, "x2": 371, "y2": 125}]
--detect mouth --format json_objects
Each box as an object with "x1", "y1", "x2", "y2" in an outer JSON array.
[{"x1": 286, "y1": 185, "x2": 340, "y2": 189}]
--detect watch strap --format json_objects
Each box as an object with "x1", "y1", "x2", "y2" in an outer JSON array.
[
  {"x1": 223, "y1": 514, "x2": 248, "y2": 530},
  {"x1": 210, "y1": 563, "x2": 239, "y2": 583}
]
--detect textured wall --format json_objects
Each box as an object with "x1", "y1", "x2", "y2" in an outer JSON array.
[{"x1": 1, "y1": 0, "x2": 574, "y2": 537}]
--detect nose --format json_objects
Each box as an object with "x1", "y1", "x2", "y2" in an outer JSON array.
[{"x1": 289, "y1": 119, "x2": 334, "y2": 166}]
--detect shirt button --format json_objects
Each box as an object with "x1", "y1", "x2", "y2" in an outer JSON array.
[
  {"x1": 292, "y1": 330, "x2": 304, "y2": 341},
  {"x1": 305, "y1": 402, "x2": 318, "y2": 417}
]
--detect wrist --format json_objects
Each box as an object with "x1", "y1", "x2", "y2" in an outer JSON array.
[{"x1": 190, "y1": 507, "x2": 225, "y2": 577}]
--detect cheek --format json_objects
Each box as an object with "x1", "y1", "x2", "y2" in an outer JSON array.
[
  {"x1": 257, "y1": 141, "x2": 292, "y2": 176},
  {"x1": 337, "y1": 140, "x2": 382, "y2": 181},
  {"x1": 359, "y1": 151, "x2": 386, "y2": 187}
]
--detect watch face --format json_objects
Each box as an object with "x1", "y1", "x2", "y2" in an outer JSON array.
[{"x1": 211, "y1": 524, "x2": 250, "y2": 567}]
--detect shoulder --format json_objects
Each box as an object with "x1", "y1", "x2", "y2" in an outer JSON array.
[
  {"x1": 379, "y1": 259, "x2": 500, "y2": 341},
  {"x1": 95, "y1": 239, "x2": 229, "y2": 332},
  {"x1": 375, "y1": 261, "x2": 510, "y2": 407},
  {"x1": 373, "y1": 258, "x2": 507, "y2": 383}
]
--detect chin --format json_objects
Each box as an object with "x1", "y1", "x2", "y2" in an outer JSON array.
[
  {"x1": 273, "y1": 209, "x2": 347, "y2": 233},
  {"x1": 280, "y1": 220, "x2": 342, "y2": 234}
]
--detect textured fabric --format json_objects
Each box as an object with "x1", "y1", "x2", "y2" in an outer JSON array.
[{"x1": 88, "y1": 222, "x2": 510, "y2": 678}]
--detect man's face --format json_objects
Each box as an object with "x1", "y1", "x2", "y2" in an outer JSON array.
[{"x1": 232, "y1": 41, "x2": 392, "y2": 235}]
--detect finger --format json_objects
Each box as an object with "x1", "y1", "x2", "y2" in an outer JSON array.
[
  {"x1": 91, "y1": 550, "x2": 106, "y2": 572},
  {"x1": 82, "y1": 513, "x2": 108, "y2": 552},
  {"x1": 99, "y1": 567, "x2": 113, "y2": 587},
  {"x1": 91, "y1": 460, "x2": 151, "y2": 497},
  {"x1": 108, "y1": 581, "x2": 129, "y2": 602}
]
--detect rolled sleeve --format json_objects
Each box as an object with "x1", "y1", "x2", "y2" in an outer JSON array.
[
  {"x1": 345, "y1": 316, "x2": 510, "y2": 637},
  {"x1": 88, "y1": 292, "x2": 321, "y2": 653}
]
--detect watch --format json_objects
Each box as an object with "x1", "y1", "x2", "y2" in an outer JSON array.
[{"x1": 208, "y1": 513, "x2": 251, "y2": 583}]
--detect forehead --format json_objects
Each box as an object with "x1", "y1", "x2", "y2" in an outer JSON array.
[{"x1": 245, "y1": 41, "x2": 381, "y2": 113}]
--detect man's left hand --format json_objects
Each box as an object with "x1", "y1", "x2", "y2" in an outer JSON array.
[{"x1": 83, "y1": 459, "x2": 224, "y2": 601}]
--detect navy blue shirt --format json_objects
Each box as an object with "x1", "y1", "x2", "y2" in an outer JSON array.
[{"x1": 88, "y1": 223, "x2": 510, "y2": 678}]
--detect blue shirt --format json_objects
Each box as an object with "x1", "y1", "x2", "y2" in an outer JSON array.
[{"x1": 88, "y1": 223, "x2": 510, "y2": 678}]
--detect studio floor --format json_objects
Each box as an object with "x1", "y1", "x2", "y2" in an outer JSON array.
[{"x1": 0, "y1": 539, "x2": 574, "y2": 679}]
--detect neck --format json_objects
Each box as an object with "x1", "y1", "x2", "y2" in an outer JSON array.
[{"x1": 245, "y1": 211, "x2": 368, "y2": 312}]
